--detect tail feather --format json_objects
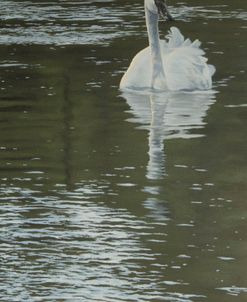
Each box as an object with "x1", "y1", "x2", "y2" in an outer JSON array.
[
  {"x1": 191, "y1": 39, "x2": 201, "y2": 48},
  {"x1": 208, "y1": 64, "x2": 216, "y2": 76},
  {"x1": 166, "y1": 27, "x2": 185, "y2": 48},
  {"x1": 163, "y1": 27, "x2": 215, "y2": 90},
  {"x1": 166, "y1": 27, "x2": 202, "y2": 49}
]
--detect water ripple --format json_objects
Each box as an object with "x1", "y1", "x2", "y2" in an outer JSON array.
[
  {"x1": 0, "y1": 0, "x2": 143, "y2": 45},
  {"x1": 0, "y1": 1, "x2": 246, "y2": 45},
  {"x1": 0, "y1": 186, "x2": 174, "y2": 301}
]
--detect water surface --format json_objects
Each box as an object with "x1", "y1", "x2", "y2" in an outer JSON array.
[{"x1": 0, "y1": 0, "x2": 246, "y2": 301}]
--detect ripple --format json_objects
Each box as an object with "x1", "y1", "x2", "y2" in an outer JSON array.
[
  {"x1": 217, "y1": 256, "x2": 235, "y2": 261},
  {"x1": 225, "y1": 104, "x2": 247, "y2": 108},
  {"x1": 173, "y1": 5, "x2": 247, "y2": 21},
  {"x1": 0, "y1": 0, "x2": 143, "y2": 45},
  {"x1": 0, "y1": 185, "x2": 173, "y2": 301},
  {"x1": 1, "y1": 1, "x2": 246, "y2": 46},
  {"x1": 217, "y1": 287, "x2": 247, "y2": 296}
]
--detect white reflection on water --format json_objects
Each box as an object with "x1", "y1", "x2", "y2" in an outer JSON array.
[
  {"x1": 217, "y1": 287, "x2": 247, "y2": 296},
  {"x1": 0, "y1": 0, "x2": 143, "y2": 45},
  {"x1": 0, "y1": 184, "x2": 199, "y2": 301},
  {"x1": 122, "y1": 90, "x2": 216, "y2": 180},
  {"x1": 0, "y1": 1, "x2": 246, "y2": 45}
]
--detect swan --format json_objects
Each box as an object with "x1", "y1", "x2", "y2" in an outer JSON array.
[{"x1": 120, "y1": 0, "x2": 215, "y2": 91}]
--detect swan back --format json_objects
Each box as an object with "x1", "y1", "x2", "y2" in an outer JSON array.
[
  {"x1": 163, "y1": 27, "x2": 215, "y2": 91},
  {"x1": 120, "y1": 26, "x2": 215, "y2": 92}
]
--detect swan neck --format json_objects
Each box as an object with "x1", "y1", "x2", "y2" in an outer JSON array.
[
  {"x1": 145, "y1": 8, "x2": 160, "y2": 56},
  {"x1": 145, "y1": 7, "x2": 166, "y2": 88}
]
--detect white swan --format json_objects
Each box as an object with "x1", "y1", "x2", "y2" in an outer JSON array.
[{"x1": 120, "y1": 0, "x2": 215, "y2": 91}]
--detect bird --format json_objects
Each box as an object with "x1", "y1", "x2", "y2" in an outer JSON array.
[{"x1": 120, "y1": 0, "x2": 215, "y2": 92}]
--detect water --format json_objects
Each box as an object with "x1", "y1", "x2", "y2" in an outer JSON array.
[{"x1": 0, "y1": 0, "x2": 246, "y2": 301}]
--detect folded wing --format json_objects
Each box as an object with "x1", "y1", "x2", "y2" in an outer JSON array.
[{"x1": 162, "y1": 27, "x2": 215, "y2": 91}]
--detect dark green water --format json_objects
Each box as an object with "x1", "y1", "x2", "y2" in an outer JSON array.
[{"x1": 0, "y1": 0, "x2": 246, "y2": 301}]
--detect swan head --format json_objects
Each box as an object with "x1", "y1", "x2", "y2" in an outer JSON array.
[{"x1": 145, "y1": 0, "x2": 174, "y2": 21}]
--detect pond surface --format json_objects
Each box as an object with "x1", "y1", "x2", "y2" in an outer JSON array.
[{"x1": 0, "y1": 0, "x2": 246, "y2": 301}]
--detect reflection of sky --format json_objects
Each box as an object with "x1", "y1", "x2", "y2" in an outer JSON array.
[
  {"x1": 0, "y1": 0, "x2": 143, "y2": 45},
  {"x1": 122, "y1": 91, "x2": 216, "y2": 180},
  {"x1": 0, "y1": 1, "x2": 246, "y2": 45},
  {"x1": 0, "y1": 184, "x2": 161, "y2": 301}
]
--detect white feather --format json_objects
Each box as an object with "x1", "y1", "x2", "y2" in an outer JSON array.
[{"x1": 120, "y1": 2, "x2": 215, "y2": 92}]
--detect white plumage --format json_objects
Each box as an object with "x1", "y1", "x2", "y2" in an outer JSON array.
[{"x1": 120, "y1": 0, "x2": 215, "y2": 92}]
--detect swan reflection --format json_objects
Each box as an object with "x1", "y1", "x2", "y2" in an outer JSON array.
[{"x1": 122, "y1": 91, "x2": 216, "y2": 180}]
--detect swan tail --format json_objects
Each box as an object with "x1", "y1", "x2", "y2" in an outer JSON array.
[
  {"x1": 163, "y1": 27, "x2": 216, "y2": 90},
  {"x1": 166, "y1": 27, "x2": 185, "y2": 48},
  {"x1": 166, "y1": 27, "x2": 202, "y2": 50},
  {"x1": 208, "y1": 64, "x2": 216, "y2": 76}
]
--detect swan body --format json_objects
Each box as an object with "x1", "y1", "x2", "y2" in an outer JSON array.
[{"x1": 120, "y1": 0, "x2": 215, "y2": 91}]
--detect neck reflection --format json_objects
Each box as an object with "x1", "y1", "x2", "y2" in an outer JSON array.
[
  {"x1": 122, "y1": 90, "x2": 216, "y2": 180},
  {"x1": 147, "y1": 95, "x2": 167, "y2": 180}
]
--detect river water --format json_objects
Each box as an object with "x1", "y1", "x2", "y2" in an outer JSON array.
[{"x1": 0, "y1": 0, "x2": 246, "y2": 301}]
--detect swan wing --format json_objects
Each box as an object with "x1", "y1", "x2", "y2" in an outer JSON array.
[
  {"x1": 162, "y1": 27, "x2": 215, "y2": 91},
  {"x1": 120, "y1": 47, "x2": 152, "y2": 90}
]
